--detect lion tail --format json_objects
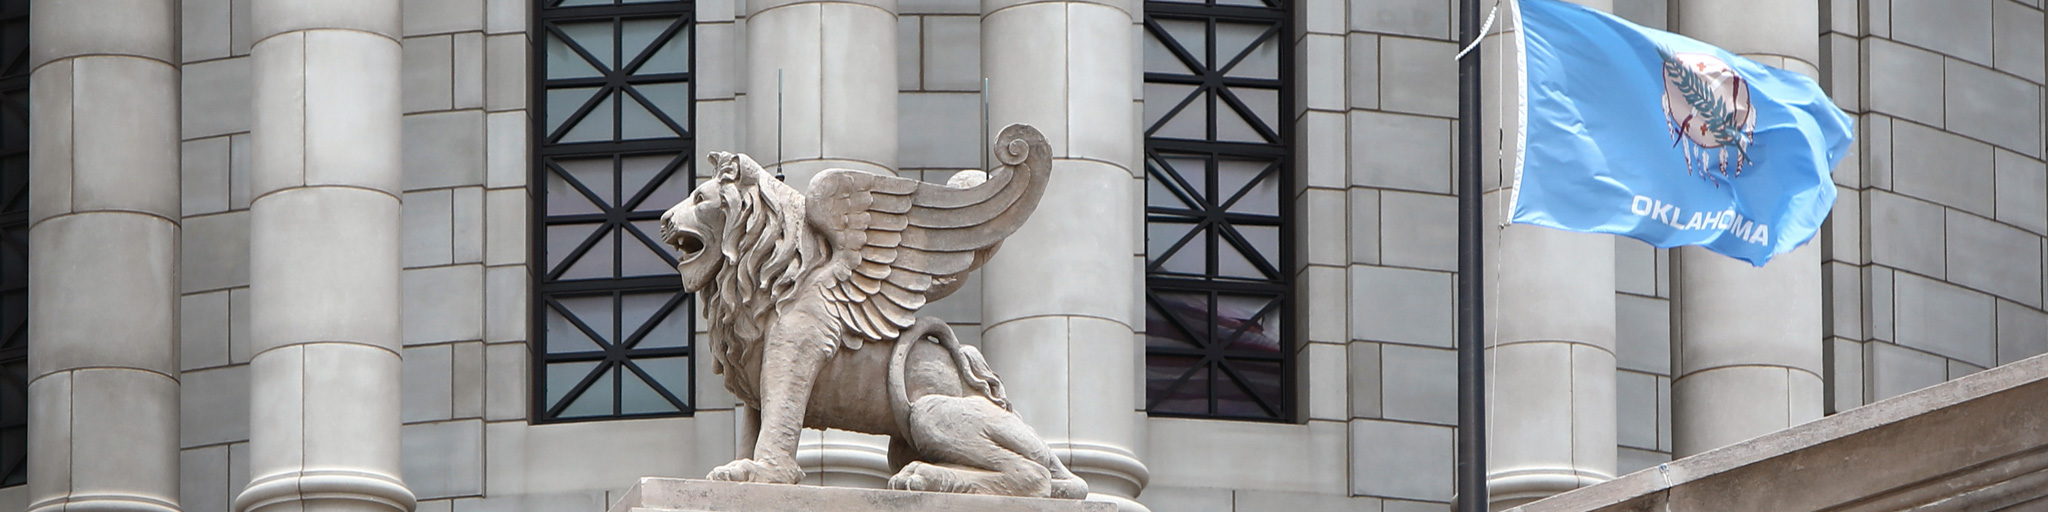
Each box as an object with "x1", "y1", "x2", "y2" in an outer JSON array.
[
  {"x1": 886, "y1": 318, "x2": 939, "y2": 438},
  {"x1": 887, "y1": 318, "x2": 1015, "y2": 439},
  {"x1": 952, "y1": 344, "x2": 1010, "y2": 412}
]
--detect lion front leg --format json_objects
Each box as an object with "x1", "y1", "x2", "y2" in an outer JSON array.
[{"x1": 708, "y1": 314, "x2": 836, "y2": 484}]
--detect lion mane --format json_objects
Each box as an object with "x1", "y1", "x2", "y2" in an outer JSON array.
[{"x1": 696, "y1": 161, "x2": 821, "y2": 401}]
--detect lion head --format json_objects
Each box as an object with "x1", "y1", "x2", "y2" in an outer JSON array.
[{"x1": 660, "y1": 152, "x2": 822, "y2": 377}]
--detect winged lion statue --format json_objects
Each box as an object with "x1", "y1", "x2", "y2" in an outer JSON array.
[{"x1": 658, "y1": 124, "x2": 1087, "y2": 499}]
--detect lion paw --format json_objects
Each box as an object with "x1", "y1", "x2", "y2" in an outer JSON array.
[
  {"x1": 708, "y1": 458, "x2": 804, "y2": 484},
  {"x1": 889, "y1": 462, "x2": 982, "y2": 494}
]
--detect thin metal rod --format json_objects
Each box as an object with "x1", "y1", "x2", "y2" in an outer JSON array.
[
  {"x1": 776, "y1": 68, "x2": 784, "y2": 179},
  {"x1": 981, "y1": 77, "x2": 990, "y2": 171},
  {"x1": 1455, "y1": 0, "x2": 1489, "y2": 510}
]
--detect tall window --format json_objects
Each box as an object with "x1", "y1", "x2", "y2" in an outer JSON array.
[
  {"x1": 0, "y1": 0, "x2": 26, "y2": 486},
  {"x1": 1141, "y1": 0, "x2": 1293, "y2": 421},
  {"x1": 532, "y1": 0, "x2": 696, "y2": 422}
]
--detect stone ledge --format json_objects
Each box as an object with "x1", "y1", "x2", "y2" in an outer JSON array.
[
  {"x1": 1506, "y1": 352, "x2": 2048, "y2": 512},
  {"x1": 606, "y1": 477, "x2": 1117, "y2": 512}
]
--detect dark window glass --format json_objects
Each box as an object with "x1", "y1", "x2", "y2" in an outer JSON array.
[
  {"x1": 532, "y1": 0, "x2": 694, "y2": 422},
  {"x1": 0, "y1": 0, "x2": 23, "y2": 487},
  {"x1": 1143, "y1": 0, "x2": 1292, "y2": 421}
]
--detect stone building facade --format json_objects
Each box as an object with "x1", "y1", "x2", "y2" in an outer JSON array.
[{"x1": 0, "y1": 0, "x2": 2041, "y2": 511}]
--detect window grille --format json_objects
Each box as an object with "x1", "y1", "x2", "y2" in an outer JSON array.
[
  {"x1": 531, "y1": 0, "x2": 696, "y2": 422},
  {"x1": 1142, "y1": 0, "x2": 1294, "y2": 421}
]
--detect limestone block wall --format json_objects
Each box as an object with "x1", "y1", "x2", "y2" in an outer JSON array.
[
  {"x1": 174, "y1": 0, "x2": 257, "y2": 508},
  {"x1": 1821, "y1": 0, "x2": 2048, "y2": 413},
  {"x1": 895, "y1": 0, "x2": 985, "y2": 349},
  {"x1": 1336, "y1": 0, "x2": 1462, "y2": 509},
  {"x1": 394, "y1": 0, "x2": 498, "y2": 505}
]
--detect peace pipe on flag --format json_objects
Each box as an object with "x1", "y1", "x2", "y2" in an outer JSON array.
[{"x1": 1508, "y1": 0, "x2": 1854, "y2": 266}]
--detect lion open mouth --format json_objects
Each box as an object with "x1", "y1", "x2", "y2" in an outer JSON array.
[{"x1": 667, "y1": 230, "x2": 706, "y2": 261}]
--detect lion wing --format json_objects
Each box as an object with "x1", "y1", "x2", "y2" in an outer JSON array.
[{"x1": 804, "y1": 124, "x2": 1052, "y2": 346}]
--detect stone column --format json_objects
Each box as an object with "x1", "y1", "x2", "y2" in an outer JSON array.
[
  {"x1": 742, "y1": 0, "x2": 901, "y2": 487},
  {"x1": 1669, "y1": 0, "x2": 1826, "y2": 459},
  {"x1": 24, "y1": 1, "x2": 182, "y2": 510},
  {"x1": 1484, "y1": 1, "x2": 1617, "y2": 508},
  {"x1": 980, "y1": 1, "x2": 1148, "y2": 510},
  {"x1": 233, "y1": 1, "x2": 416, "y2": 511},
  {"x1": 745, "y1": 0, "x2": 899, "y2": 186}
]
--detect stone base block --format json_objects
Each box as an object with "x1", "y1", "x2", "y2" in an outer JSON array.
[{"x1": 607, "y1": 477, "x2": 1117, "y2": 512}]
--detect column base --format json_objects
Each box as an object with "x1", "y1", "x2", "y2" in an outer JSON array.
[
  {"x1": 1054, "y1": 442, "x2": 1149, "y2": 509},
  {"x1": 1486, "y1": 467, "x2": 1614, "y2": 510},
  {"x1": 233, "y1": 470, "x2": 415, "y2": 512},
  {"x1": 796, "y1": 435, "x2": 893, "y2": 487},
  {"x1": 27, "y1": 494, "x2": 180, "y2": 512}
]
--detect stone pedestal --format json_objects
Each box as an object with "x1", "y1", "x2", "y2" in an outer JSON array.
[{"x1": 606, "y1": 478, "x2": 1115, "y2": 512}]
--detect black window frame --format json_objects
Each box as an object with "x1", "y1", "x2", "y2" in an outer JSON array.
[
  {"x1": 529, "y1": 0, "x2": 698, "y2": 424},
  {"x1": 1141, "y1": 0, "x2": 1297, "y2": 423},
  {"x1": 0, "y1": 0, "x2": 27, "y2": 487}
]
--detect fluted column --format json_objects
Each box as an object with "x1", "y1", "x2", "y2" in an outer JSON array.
[
  {"x1": 742, "y1": 0, "x2": 902, "y2": 486},
  {"x1": 980, "y1": 1, "x2": 1148, "y2": 510},
  {"x1": 233, "y1": 1, "x2": 415, "y2": 511},
  {"x1": 745, "y1": 0, "x2": 899, "y2": 186},
  {"x1": 1670, "y1": 1, "x2": 1825, "y2": 457},
  {"x1": 1483, "y1": 1, "x2": 1618, "y2": 509},
  {"x1": 25, "y1": 1, "x2": 182, "y2": 510}
]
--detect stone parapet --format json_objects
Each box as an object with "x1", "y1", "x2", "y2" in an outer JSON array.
[{"x1": 606, "y1": 478, "x2": 1116, "y2": 512}]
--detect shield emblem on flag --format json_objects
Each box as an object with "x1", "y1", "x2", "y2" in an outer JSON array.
[{"x1": 1659, "y1": 50, "x2": 1756, "y2": 180}]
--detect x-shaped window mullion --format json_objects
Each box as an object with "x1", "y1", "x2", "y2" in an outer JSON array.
[
  {"x1": 1212, "y1": 359, "x2": 1281, "y2": 417},
  {"x1": 618, "y1": 16, "x2": 688, "y2": 76},
  {"x1": 618, "y1": 289, "x2": 688, "y2": 350},
  {"x1": 1141, "y1": 78, "x2": 1209, "y2": 138},
  {"x1": 1213, "y1": 85, "x2": 1281, "y2": 143},
  {"x1": 545, "y1": 297, "x2": 618, "y2": 352},
  {"x1": 1214, "y1": 159, "x2": 1277, "y2": 213},
  {"x1": 544, "y1": 359, "x2": 616, "y2": 418},
  {"x1": 1143, "y1": 18, "x2": 1207, "y2": 81},
  {"x1": 1212, "y1": 22, "x2": 1279, "y2": 79},
  {"x1": 1213, "y1": 221, "x2": 1281, "y2": 280},
  {"x1": 618, "y1": 85, "x2": 692, "y2": 144},
  {"x1": 620, "y1": 358, "x2": 691, "y2": 410}
]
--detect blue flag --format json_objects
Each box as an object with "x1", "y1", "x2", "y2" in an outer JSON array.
[{"x1": 1511, "y1": 0, "x2": 1853, "y2": 266}]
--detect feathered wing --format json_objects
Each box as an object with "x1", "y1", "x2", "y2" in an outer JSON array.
[{"x1": 804, "y1": 124, "x2": 1052, "y2": 347}]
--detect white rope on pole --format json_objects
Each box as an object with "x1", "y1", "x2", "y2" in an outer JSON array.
[{"x1": 1454, "y1": 0, "x2": 1502, "y2": 61}]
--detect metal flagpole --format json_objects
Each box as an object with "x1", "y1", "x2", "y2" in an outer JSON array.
[{"x1": 1456, "y1": 0, "x2": 1489, "y2": 510}]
